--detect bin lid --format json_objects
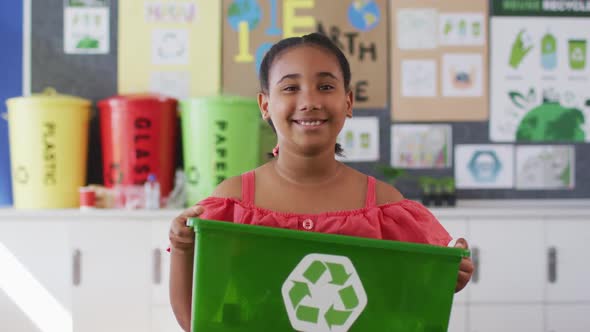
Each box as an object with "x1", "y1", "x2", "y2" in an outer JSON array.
[
  {"x1": 180, "y1": 95, "x2": 257, "y2": 109},
  {"x1": 98, "y1": 93, "x2": 177, "y2": 110},
  {"x1": 6, "y1": 88, "x2": 91, "y2": 109}
]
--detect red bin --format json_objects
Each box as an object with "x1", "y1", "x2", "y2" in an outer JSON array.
[{"x1": 98, "y1": 94, "x2": 178, "y2": 197}]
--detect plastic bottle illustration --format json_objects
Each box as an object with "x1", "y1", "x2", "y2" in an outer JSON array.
[
  {"x1": 472, "y1": 21, "x2": 481, "y2": 37},
  {"x1": 458, "y1": 19, "x2": 467, "y2": 36},
  {"x1": 345, "y1": 130, "x2": 354, "y2": 149},
  {"x1": 144, "y1": 173, "x2": 161, "y2": 209},
  {"x1": 541, "y1": 30, "x2": 557, "y2": 70},
  {"x1": 360, "y1": 133, "x2": 370, "y2": 149}
]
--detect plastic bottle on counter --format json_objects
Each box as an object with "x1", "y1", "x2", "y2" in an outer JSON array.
[{"x1": 144, "y1": 173, "x2": 161, "y2": 209}]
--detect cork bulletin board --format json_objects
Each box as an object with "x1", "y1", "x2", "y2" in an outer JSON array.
[{"x1": 390, "y1": 0, "x2": 489, "y2": 121}]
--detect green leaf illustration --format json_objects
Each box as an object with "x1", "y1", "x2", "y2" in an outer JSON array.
[{"x1": 509, "y1": 30, "x2": 533, "y2": 68}]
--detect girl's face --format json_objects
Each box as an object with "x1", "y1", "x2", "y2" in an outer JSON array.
[{"x1": 258, "y1": 45, "x2": 353, "y2": 156}]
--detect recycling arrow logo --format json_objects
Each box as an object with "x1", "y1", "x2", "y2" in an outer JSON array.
[{"x1": 281, "y1": 254, "x2": 367, "y2": 332}]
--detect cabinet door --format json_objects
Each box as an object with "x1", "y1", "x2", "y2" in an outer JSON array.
[
  {"x1": 152, "y1": 305, "x2": 184, "y2": 332},
  {"x1": 469, "y1": 304, "x2": 543, "y2": 332},
  {"x1": 468, "y1": 218, "x2": 545, "y2": 303},
  {"x1": 437, "y1": 216, "x2": 470, "y2": 305},
  {"x1": 70, "y1": 220, "x2": 151, "y2": 332},
  {"x1": 545, "y1": 305, "x2": 590, "y2": 332},
  {"x1": 447, "y1": 304, "x2": 467, "y2": 332},
  {"x1": 545, "y1": 219, "x2": 590, "y2": 302},
  {"x1": 0, "y1": 220, "x2": 72, "y2": 332}
]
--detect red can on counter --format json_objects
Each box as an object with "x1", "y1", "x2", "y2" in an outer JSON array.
[{"x1": 79, "y1": 186, "x2": 96, "y2": 209}]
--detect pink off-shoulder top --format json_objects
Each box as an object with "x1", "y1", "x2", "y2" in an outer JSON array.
[{"x1": 197, "y1": 171, "x2": 451, "y2": 246}]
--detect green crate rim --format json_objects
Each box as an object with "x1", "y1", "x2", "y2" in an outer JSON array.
[{"x1": 189, "y1": 218, "x2": 470, "y2": 258}]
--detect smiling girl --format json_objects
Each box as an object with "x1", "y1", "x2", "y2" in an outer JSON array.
[{"x1": 169, "y1": 32, "x2": 474, "y2": 331}]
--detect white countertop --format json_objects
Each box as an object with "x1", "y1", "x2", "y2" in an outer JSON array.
[{"x1": 1, "y1": 199, "x2": 589, "y2": 220}]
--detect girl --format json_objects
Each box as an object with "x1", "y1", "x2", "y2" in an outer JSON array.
[{"x1": 169, "y1": 33, "x2": 474, "y2": 331}]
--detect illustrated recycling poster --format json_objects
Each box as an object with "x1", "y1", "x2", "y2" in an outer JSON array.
[
  {"x1": 390, "y1": 124, "x2": 452, "y2": 169},
  {"x1": 390, "y1": 0, "x2": 489, "y2": 121},
  {"x1": 490, "y1": 0, "x2": 590, "y2": 142},
  {"x1": 515, "y1": 145, "x2": 575, "y2": 190},
  {"x1": 336, "y1": 117, "x2": 380, "y2": 162},
  {"x1": 455, "y1": 144, "x2": 515, "y2": 189},
  {"x1": 222, "y1": 0, "x2": 388, "y2": 109},
  {"x1": 118, "y1": 0, "x2": 221, "y2": 99},
  {"x1": 64, "y1": 0, "x2": 110, "y2": 54}
]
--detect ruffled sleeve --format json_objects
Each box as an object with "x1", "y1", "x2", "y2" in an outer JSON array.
[
  {"x1": 197, "y1": 197, "x2": 240, "y2": 222},
  {"x1": 378, "y1": 200, "x2": 452, "y2": 246}
]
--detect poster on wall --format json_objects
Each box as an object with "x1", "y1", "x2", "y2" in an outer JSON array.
[
  {"x1": 118, "y1": 1, "x2": 221, "y2": 99},
  {"x1": 222, "y1": 0, "x2": 388, "y2": 109},
  {"x1": 390, "y1": 124, "x2": 452, "y2": 169},
  {"x1": 515, "y1": 145, "x2": 575, "y2": 190},
  {"x1": 64, "y1": 0, "x2": 110, "y2": 54},
  {"x1": 336, "y1": 117, "x2": 380, "y2": 162},
  {"x1": 490, "y1": 1, "x2": 590, "y2": 142},
  {"x1": 455, "y1": 144, "x2": 515, "y2": 189},
  {"x1": 390, "y1": 0, "x2": 489, "y2": 121}
]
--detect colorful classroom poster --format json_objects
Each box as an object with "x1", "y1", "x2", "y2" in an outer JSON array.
[
  {"x1": 222, "y1": 0, "x2": 388, "y2": 109},
  {"x1": 64, "y1": 0, "x2": 110, "y2": 54},
  {"x1": 336, "y1": 117, "x2": 380, "y2": 162},
  {"x1": 390, "y1": 0, "x2": 489, "y2": 121},
  {"x1": 455, "y1": 144, "x2": 515, "y2": 189},
  {"x1": 516, "y1": 145, "x2": 575, "y2": 190},
  {"x1": 118, "y1": 1, "x2": 221, "y2": 99},
  {"x1": 390, "y1": 124, "x2": 452, "y2": 169},
  {"x1": 490, "y1": 1, "x2": 590, "y2": 142}
]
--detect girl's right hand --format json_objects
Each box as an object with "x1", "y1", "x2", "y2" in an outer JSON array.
[{"x1": 169, "y1": 205, "x2": 204, "y2": 255}]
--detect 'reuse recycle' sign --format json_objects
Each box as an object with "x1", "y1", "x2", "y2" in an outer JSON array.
[{"x1": 281, "y1": 254, "x2": 367, "y2": 332}]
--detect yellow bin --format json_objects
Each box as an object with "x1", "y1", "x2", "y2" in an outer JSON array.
[{"x1": 6, "y1": 88, "x2": 91, "y2": 208}]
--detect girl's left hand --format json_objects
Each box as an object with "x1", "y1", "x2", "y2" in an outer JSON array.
[{"x1": 454, "y1": 238, "x2": 474, "y2": 293}]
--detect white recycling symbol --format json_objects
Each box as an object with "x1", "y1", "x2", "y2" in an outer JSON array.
[{"x1": 281, "y1": 254, "x2": 367, "y2": 332}]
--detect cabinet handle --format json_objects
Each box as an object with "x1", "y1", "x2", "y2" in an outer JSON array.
[
  {"x1": 73, "y1": 249, "x2": 81, "y2": 286},
  {"x1": 548, "y1": 247, "x2": 557, "y2": 283},
  {"x1": 153, "y1": 248, "x2": 162, "y2": 285},
  {"x1": 472, "y1": 247, "x2": 480, "y2": 283}
]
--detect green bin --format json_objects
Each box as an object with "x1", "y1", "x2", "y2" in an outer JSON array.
[
  {"x1": 180, "y1": 97, "x2": 262, "y2": 205},
  {"x1": 189, "y1": 218, "x2": 469, "y2": 332}
]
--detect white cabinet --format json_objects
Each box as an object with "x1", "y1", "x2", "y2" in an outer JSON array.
[
  {"x1": 0, "y1": 212, "x2": 182, "y2": 332},
  {"x1": 468, "y1": 218, "x2": 545, "y2": 303},
  {"x1": 151, "y1": 219, "x2": 184, "y2": 332},
  {"x1": 151, "y1": 220, "x2": 171, "y2": 305},
  {"x1": 70, "y1": 220, "x2": 152, "y2": 332},
  {"x1": 2, "y1": 206, "x2": 590, "y2": 332},
  {"x1": 447, "y1": 304, "x2": 467, "y2": 332},
  {"x1": 545, "y1": 305, "x2": 590, "y2": 332},
  {"x1": 152, "y1": 305, "x2": 184, "y2": 332},
  {"x1": 545, "y1": 219, "x2": 590, "y2": 302},
  {"x1": 469, "y1": 304, "x2": 544, "y2": 332},
  {"x1": 0, "y1": 220, "x2": 72, "y2": 332}
]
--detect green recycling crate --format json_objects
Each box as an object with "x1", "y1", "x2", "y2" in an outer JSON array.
[{"x1": 189, "y1": 218, "x2": 469, "y2": 332}]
